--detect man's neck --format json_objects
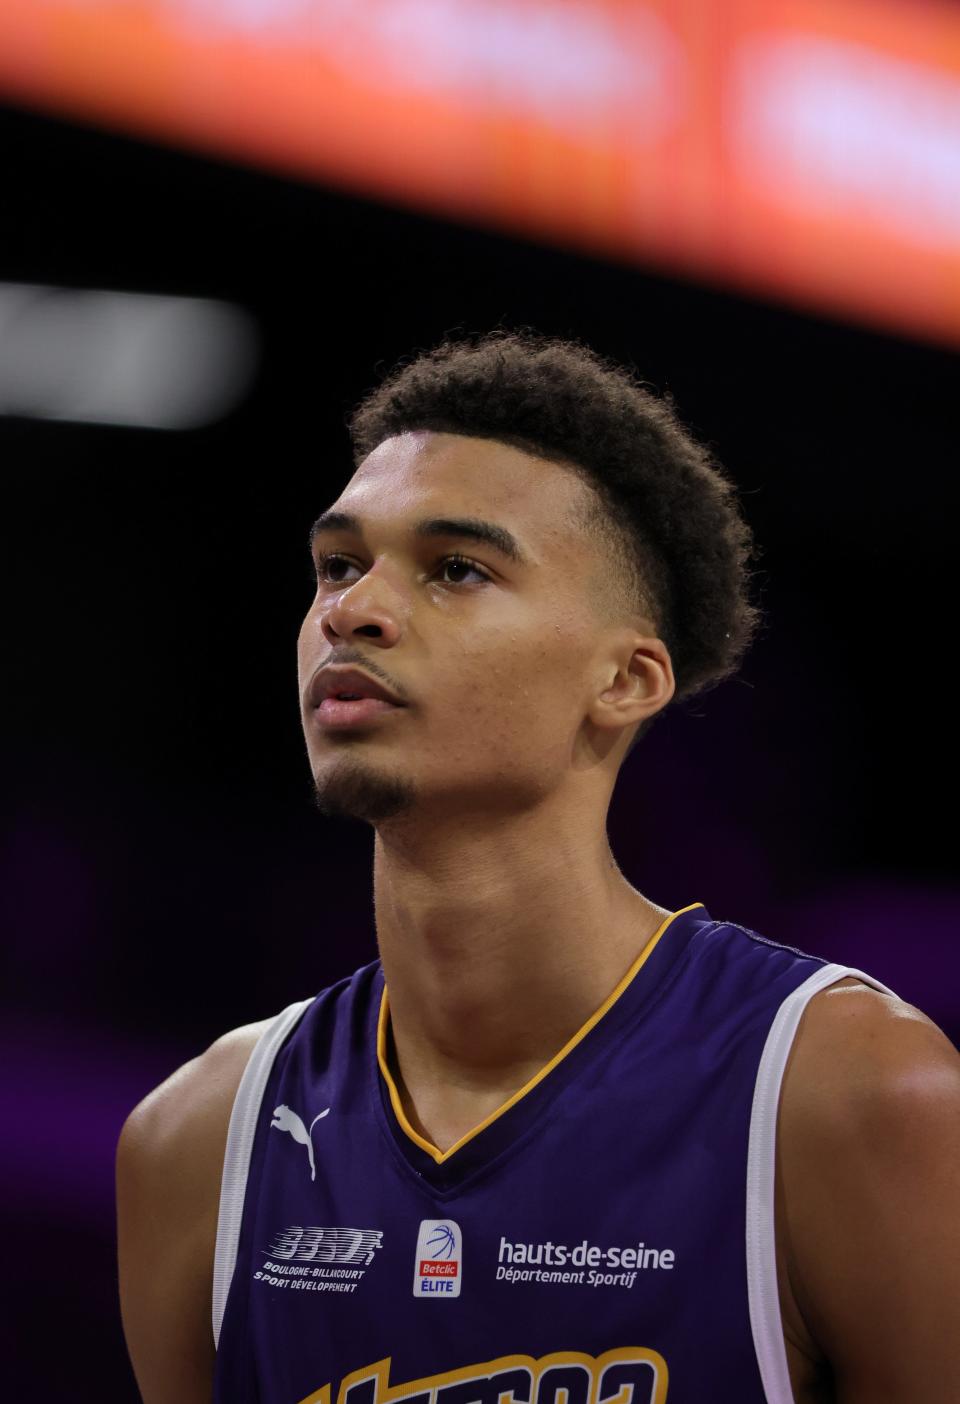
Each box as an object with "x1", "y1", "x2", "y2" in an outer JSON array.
[{"x1": 371, "y1": 800, "x2": 672, "y2": 1152}]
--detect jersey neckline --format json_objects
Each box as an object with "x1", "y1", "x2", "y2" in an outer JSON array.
[{"x1": 372, "y1": 901, "x2": 707, "y2": 1187}]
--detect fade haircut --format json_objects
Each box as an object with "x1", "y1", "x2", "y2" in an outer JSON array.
[{"x1": 347, "y1": 328, "x2": 761, "y2": 754}]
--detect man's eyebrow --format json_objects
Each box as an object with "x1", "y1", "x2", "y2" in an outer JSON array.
[{"x1": 307, "y1": 510, "x2": 530, "y2": 567}]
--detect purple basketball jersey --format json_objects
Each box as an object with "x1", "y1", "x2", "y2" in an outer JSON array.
[{"x1": 211, "y1": 902, "x2": 893, "y2": 1404}]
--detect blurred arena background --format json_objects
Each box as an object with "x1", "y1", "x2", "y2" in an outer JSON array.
[{"x1": 2, "y1": 0, "x2": 958, "y2": 1393}]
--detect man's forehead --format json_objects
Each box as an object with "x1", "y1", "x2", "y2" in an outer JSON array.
[{"x1": 342, "y1": 430, "x2": 589, "y2": 535}]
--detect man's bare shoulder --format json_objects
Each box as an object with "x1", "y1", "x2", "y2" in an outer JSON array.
[
  {"x1": 781, "y1": 974, "x2": 960, "y2": 1203},
  {"x1": 778, "y1": 975, "x2": 960, "y2": 1400},
  {"x1": 785, "y1": 975, "x2": 960, "y2": 1117},
  {"x1": 116, "y1": 1017, "x2": 273, "y2": 1404},
  {"x1": 119, "y1": 1016, "x2": 272, "y2": 1178}
]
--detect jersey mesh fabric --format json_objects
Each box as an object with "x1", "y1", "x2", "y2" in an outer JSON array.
[{"x1": 211, "y1": 904, "x2": 877, "y2": 1404}]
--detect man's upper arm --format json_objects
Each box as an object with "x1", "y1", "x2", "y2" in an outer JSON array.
[
  {"x1": 116, "y1": 1021, "x2": 268, "y2": 1404},
  {"x1": 779, "y1": 981, "x2": 960, "y2": 1403}
]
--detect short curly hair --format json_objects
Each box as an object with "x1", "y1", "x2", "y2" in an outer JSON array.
[{"x1": 347, "y1": 328, "x2": 761, "y2": 753}]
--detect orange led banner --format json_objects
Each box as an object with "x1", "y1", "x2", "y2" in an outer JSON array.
[{"x1": 1, "y1": 0, "x2": 959, "y2": 347}]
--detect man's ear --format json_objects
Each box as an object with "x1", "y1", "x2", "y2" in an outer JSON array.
[{"x1": 587, "y1": 636, "x2": 675, "y2": 735}]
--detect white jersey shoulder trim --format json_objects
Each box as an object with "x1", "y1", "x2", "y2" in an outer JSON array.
[
  {"x1": 211, "y1": 996, "x2": 314, "y2": 1348},
  {"x1": 746, "y1": 963, "x2": 898, "y2": 1401}
]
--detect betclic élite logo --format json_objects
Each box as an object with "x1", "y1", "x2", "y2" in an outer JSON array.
[{"x1": 413, "y1": 1219, "x2": 462, "y2": 1297}]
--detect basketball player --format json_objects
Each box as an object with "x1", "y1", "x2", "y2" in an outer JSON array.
[{"x1": 117, "y1": 331, "x2": 960, "y2": 1403}]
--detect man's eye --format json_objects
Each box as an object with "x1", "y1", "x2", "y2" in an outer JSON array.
[
  {"x1": 435, "y1": 554, "x2": 490, "y2": 585},
  {"x1": 312, "y1": 553, "x2": 490, "y2": 586},
  {"x1": 313, "y1": 553, "x2": 357, "y2": 585}
]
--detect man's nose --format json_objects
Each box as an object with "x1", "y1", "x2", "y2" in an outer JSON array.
[{"x1": 320, "y1": 567, "x2": 406, "y2": 645}]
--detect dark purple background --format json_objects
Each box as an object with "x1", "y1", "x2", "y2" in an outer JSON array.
[{"x1": 3, "y1": 100, "x2": 957, "y2": 1396}]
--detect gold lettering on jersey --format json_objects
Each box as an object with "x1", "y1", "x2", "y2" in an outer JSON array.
[{"x1": 296, "y1": 1347, "x2": 668, "y2": 1404}]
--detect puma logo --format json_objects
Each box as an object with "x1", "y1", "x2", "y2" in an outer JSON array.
[{"x1": 270, "y1": 1104, "x2": 330, "y2": 1181}]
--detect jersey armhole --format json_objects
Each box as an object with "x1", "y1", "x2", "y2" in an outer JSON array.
[
  {"x1": 745, "y1": 963, "x2": 898, "y2": 1402},
  {"x1": 211, "y1": 997, "x2": 314, "y2": 1349}
]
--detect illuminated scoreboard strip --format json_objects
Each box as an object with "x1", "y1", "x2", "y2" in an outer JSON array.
[{"x1": 1, "y1": 0, "x2": 958, "y2": 347}]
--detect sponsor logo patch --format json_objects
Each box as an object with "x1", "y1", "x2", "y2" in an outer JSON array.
[
  {"x1": 495, "y1": 1235, "x2": 676, "y2": 1290},
  {"x1": 254, "y1": 1224, "x2": 384, "y2": 1296},
  {"x1": 413, "y1": 1218, "x2": 462, "y2": 1297}
]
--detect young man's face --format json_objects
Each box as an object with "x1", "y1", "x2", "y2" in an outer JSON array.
[{"x1": 297, "y1": 429, "x2": 651, "y2": 825}]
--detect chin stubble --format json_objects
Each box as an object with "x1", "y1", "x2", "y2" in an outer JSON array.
[{"x1": 310, "y1": 754, "x2": 416, "y2": 825}]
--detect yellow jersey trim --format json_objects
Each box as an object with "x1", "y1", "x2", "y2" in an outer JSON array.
[{"x1": 376, "y1": 901, "x2": 704, "y2": 1165}]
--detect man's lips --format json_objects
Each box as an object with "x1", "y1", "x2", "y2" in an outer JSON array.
[
  {"x1": 312, "y1": 695, "x2": 404, "y2": 728},
  {"x1": 308, "y1": 664, "x2": 407, "y2": 709}
]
